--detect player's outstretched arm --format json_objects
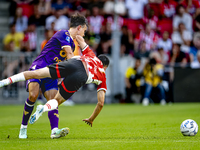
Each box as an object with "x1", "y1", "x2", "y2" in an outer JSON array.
[
  {"x1": 0, "y1": 67, "x2": 51, "y2": 88},
  {"x1": 83, "y1": 90, "x2": 105, "y2": 127}
]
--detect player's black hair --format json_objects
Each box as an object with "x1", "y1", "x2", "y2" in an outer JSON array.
[
  {"x1": 70, "y1": 13, "x2": 88, "y2": 28},
  {"x1": 98, "y1": 54, "x2": 110, "y2": 67}
]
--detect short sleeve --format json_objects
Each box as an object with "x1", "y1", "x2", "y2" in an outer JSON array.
[
  {"x1": 97, "y1": 80, "x2": 107, "y2": 92},
  {"x1": 56, "y1": 30, "x2": 73, "y2": 49}
]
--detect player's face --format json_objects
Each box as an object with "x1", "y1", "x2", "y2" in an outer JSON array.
[{"x1": 77, "y1": 25, "x2": 87, "y2": 37}]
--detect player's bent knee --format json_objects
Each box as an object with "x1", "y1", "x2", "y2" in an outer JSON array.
[{"x1": 29, "y1": 92, "x2": 39, "y2": 101}]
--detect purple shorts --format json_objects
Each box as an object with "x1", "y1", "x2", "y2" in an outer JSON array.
[{"x1": 26, "y1": 78, "x2": 58, "y2": 94}]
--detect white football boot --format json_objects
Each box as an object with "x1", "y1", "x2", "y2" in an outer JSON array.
[
  {"x1": 29, "y1": 105, "x2": 44, "y2": 124},
  {"x1": 19, "y1": 128, "x2": 27, "y2": 139},
  {"x1": 50, "y1": 127, "x2": 70, "y2": 139}
]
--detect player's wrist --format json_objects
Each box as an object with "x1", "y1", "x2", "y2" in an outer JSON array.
[{"x1": 81, "y1": 44, "x2": 88, "y2": 51}]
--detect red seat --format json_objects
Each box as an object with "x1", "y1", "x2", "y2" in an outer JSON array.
[
  {"x1": 124, "y1": 19, "x2": 144, "y2": 35},
  {"x1": 157, "y1": 19, "x2": 173, "y2": 36}
]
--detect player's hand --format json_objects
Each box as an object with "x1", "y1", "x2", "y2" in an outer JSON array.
[
  {"x1": 76, "y1": 35, "x2": 87, "y2": 49},
  {"x1": 82, "y1": 118, "x2": 93, "y2": 127}
]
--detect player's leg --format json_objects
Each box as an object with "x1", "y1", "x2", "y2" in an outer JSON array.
[
  {"x1": 19, "y1": 82, "x2": 40, "y2": 139},
  {"x1": 43, "y1": 89, "x2": 61, "y2": 138},
  {"x1": 44, "y1": 91, "x2": 70, "y2": 139},
  {"x1": 0, "y1": 67, "x2": 51, "y2": 88},
  {"x1": 29, "y1": 91, "x2": 67, "y2": 124}
]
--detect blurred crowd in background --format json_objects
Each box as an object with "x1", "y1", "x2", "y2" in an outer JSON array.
[{"x1": 2, "y1": 0, "x2": 200, "y2": 105}]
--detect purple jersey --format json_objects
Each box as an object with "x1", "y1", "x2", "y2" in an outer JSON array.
[{"x1": 30, "y1": 30, "x2": 75, "y2": 70}]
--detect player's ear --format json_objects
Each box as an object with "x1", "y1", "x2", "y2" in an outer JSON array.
[{"x1": 77, "y1": 25, "x2": 82, "y2": 31}]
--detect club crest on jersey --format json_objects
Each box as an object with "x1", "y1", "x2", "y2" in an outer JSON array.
[{"x1": 66, "y1": 36, "x2": 70, "y2": 42}]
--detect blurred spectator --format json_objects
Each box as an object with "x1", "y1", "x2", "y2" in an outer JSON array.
[
  {"x1": 34, "y1": 0, "x2": 51, "y2": 16},
  {"x1": 190, "y1": 33, "x2": 200, "y2": 68},
  {"x1": 150, "y1": 48, "x2": 169, "y2": 65},
  {"x1": 103, "y1": 0, "x2": 114, "y2": 15},
  {"x1": 120, "y1": 26, "x2": 134, "y2": 55},
  {"x1": 69, "y1": 0, "x2": 88, "y2": 16},
  {"x1": 87, "y1": 6, "x2": 104, "y2": 35},
  {"x1": 173, "y1": 5, "x2": 193, "y2": 33},
  {"x1": 178, "y1": 0, "x2": 200, "y2": 17},
  {"x1": 135, "y1": 41, "x2": 150, "y2": 58},
  {"x1": 21, "y1": 23, "x2": 37, "y2": 52},
  {"x1": 9, "y1": 7, "x2": 28, "y2": 32},
  {"x1": 103, "y1": 0, "x2": 126, "y2": 17},
  {"x1": 157, "y1": 31, "x2": 173, "y2": 53},
  {"x1": 105, "y1": 15, "x2": 124, "y2": 31},
  {"x1": 41, "y1": 29, "x2": 54, "y2": 50},
  {"x1": 190, "y1": 50, "x2": 200, "y2": 68},
  {"x1": 17, "y1": 1, "x2": 34, "y2": 18},
  {"x1": 3, "y1": 23, "x2": 24, "y2": 52},
  {"x1": 28, "y1": 5, "x2": 46, "y2": 27},
  {"x1": 160, "y1": 0, "x2": 177, "y2": 19},
  {"x1": 172, "y1": 22, "x2": 192, "y2": 53},
  {"x1": 9, "y1": 0, "x2": 18, "y2": 17},
  {"x1": 143, "y1": 9, "x2": 158, "y2": 31},
  {"x1": 45, "y1": 8, "x2": 69, "y2": 31},
  {"x1": 96, "y1": 22, "x2": 112, "y2": 55},
  {"x1": 88, "y1": 0, "x2": 105, "y2": 11},
  {"x1": 169, "y1": 43, "x2": 188, "y2": 67},
  {"x1": 194, "y1": 13, "x2": 200, "y2": 32},
  {"x1": 125, "y1": 0, "x2": 148, "y2": 20},
  {"x1": 125, "y1": 56, "x2": 143, "y2": 103},
  {"x1": 51, "y1": 0, "x2": 71, "y2": 15},
  {"x1": 135, "y1": 23, "x2": 159, "y2": 51},
  {"x1": 142, "y1": 58, "x2": 166, "y2": 106}
]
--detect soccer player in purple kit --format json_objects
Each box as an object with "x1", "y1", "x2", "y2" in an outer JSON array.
[{"x1": 18, "y1": 13, "x2": 88, "y2": 139}]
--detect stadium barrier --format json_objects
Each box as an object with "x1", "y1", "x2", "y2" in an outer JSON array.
[{"x1": 174, "y1": 67, "x2": 200, "y2": 102}]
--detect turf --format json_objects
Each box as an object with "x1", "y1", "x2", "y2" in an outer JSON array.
[{"x1": 0, "y1": 103, "x2": 200, "y2": 150}]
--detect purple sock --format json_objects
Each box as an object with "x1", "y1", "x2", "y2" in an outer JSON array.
[
  {"x1": 21, "y1": 98, "x2": 35, "y2": 125},
  {"x1": 48, "y1": 108, "x2": 59, "y2": 130}
]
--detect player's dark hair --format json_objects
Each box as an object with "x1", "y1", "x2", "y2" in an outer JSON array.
[
  {"x1": 70, "y1": 13, "x2": 88, "y2": 28},
  {"x1": 98, "y1": 54, "x2": 110, "y2": 67}
]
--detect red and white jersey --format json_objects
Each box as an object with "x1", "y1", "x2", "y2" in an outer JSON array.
[
  {"x1": 143, "y1": 16, "x2": 158, "y2": 30},
  {"x1": 179, "y1": 0, "x2": 200, "y2": 15},
  {"x1": 135, "y1": 31, "x2": 159, "y2": 51},
  {"x1": 160, "y1": 0, "x2": 177, "y2": 18},
  {"x1": 80, "y1": 45, "x2": 107, "y2": 92},
  {"x1": 87, "y1": 15, "x2": 104, "y2": 34}
]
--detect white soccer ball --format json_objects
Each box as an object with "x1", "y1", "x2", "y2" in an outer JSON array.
[{"x1": 180, "y1": 119, "x2": 198, "y2": 136}]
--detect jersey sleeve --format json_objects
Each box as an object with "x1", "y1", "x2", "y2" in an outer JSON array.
[
  {"x1": 56, "y1": 30, "x2": 73, "y2": 49},
  {"x1": 81, "y1": 45, "x2": 96, "y2": 57},
  {"x1": 97, "y1": 79, "x2": 107, "y2": 92}
]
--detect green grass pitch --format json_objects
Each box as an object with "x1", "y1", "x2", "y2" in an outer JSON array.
[{"x1": 0, "y1": 103, "x2": 200, "y2": 150}]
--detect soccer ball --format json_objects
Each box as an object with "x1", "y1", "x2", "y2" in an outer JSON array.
[{"x1": 180, "y1": 119, "x2": 198, "y2": 136}]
